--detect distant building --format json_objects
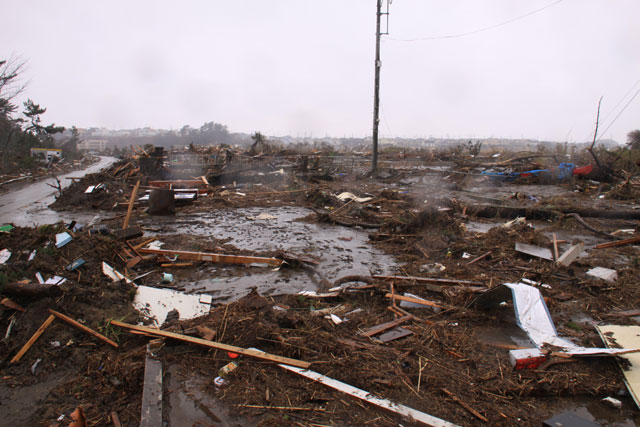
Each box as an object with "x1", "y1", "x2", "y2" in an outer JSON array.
[{"x1": 77, "y1": 139, "x2": 108, "y2": 152}]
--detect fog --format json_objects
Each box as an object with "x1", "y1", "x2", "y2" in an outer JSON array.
[{"x1": 2, "y1": 0, "x2": 639, "y2": 142}]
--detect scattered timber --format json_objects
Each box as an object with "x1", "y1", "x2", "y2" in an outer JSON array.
[
  {"x1": 137, "y1": 248, "x2": 283, "y2": 267},
  {"x1": 110, "y1": 320, "x2": 310, "y2": 368}
]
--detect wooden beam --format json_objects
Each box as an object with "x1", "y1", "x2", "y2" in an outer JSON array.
[
  {"x1": 384, "y1": 293, "x2": 442, "y2": 308},
  {"x1": 595, "y1": 235, "x2": 640, "y2": 249},
  {"x1": 360, "y1": 315, "x2": 412, "y2": 338},
  {"x1": 110, "y1": 320, "x2": 310, "y2": 368},
  {"x1": 10, "y1": 314, "x2": 55, "y2": 363},
  {"x1": 137, "y1": 248, "x2": 283, "y2": 267},
  {"x1": 373, "y1": 275, "x2": 483, "y2": 286},
  {"x1": 123, "y1": 180, "x2": 140, "y2": 230},
  {"x1": 49, "y1": 310, "x2": 118, "y2": 348},
  {"x1": 277, "y1": 361, "x2": 458, "y2": 427}
]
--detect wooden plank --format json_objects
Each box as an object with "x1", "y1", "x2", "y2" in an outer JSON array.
[
  {"x1": 556, "y1": 243, "x2": 584, "y2": 267},
  {"x1": 137, "y1": 248, "x2": 283, "y2": 267},
  {"x1": 10, "y1": 314, "x2": 55, "y2": 363},
  {"x1": 378, "y1": 327, "x2": 413, "y2": 343},
  {"x1": 361, "y1": 315, "x2": 412, "y2": 338},
  {"x1": 595, "y1": 235, "x2": 640, "y2": 249},
  {"x1": 49, "y1": 310, "x2": 118, "y2": 348},
  {"x1": 110, "y1": 320, "x2": 310, "y2": 368},
  {"x1": 122, "y1": 180, "x2": 140, "y2": 230},
  {"x1": 373, "y1": 275, "x2": 483, "y2": 286},
  {"x1": 552, "y1": 234, "x2": 559, "y2": 261},
  {"x1": 133, "y1": 238, "x2": 157, "y2": 251},
  {"x1": 275, "y1": 360, "x2": 459, "y2": 427},
  {"x1": 384, "y1": 293, "x2": 442, "y2": 308},
  {"x1": 515, "y1": 242, "x2": 553, "y2": 261},
  {"x1": 140, "y1": 348, "x2": 163, "y2": 427}
]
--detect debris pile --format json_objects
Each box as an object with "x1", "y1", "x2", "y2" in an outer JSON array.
[{"x1": 2, "y1": 144, "x2": 640, "y2": 425}]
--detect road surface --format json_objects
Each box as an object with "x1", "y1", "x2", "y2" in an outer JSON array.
[{"x1": 0, "y1": 156, "x2": 117, "y2": 227}]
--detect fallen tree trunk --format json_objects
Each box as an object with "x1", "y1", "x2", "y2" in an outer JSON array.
[
  {"x1": 460, "y1": 204, "x2": 640, "y2": 220},
  {"x1": 3, "y1": 281, "x2": 62, "y2": 298}
]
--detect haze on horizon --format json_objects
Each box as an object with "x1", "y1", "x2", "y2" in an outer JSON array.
[{"x1": 2, "y1": 0, "x2": 639, "y2": 143}]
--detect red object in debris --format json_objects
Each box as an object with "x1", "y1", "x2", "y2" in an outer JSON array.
[
  {"x1": 573, "y1": 165, "x2": 593, "y2": 176},
  {"x1": 227, "y1": 351, "x2": 239, "y2": 359},
  {"x1": 509, "y1": 349, "x2": 547, "y2": 370}
]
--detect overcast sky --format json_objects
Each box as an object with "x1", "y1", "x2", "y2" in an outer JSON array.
[{"x1": 2, "y1": 1, "x2": 639, "y2": 143}]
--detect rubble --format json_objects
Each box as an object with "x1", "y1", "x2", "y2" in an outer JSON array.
[{"x1": 1, "y1": 144, "x2": 640, "y2": 425}]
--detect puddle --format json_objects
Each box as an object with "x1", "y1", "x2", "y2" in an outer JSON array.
[
  {"x1": 558, "y1": 398, "x2": 640, "y2": 426},
  {"x1": 166, "y1": 365, "x2": 254, "y2": 426},
  {"x1": 146, "y1": 207, "x2": 395, "y2": 302}
]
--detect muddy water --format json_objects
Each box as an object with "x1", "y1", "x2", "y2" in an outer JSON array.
[
  {"x1": 146, "y1": 206, "x2": 395, "y2": 301},
  {"x1": 166, "y1": 365, "x2": 255, "y2": 426},
  {"x1": 0, "y1": 156, "x2": 117, "y2": 226}
]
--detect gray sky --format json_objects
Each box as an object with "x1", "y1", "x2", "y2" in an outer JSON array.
[{"x1": 2, "y1": 1, "x2": 639, "y2": 143}]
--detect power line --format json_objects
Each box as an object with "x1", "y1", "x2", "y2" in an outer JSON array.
[
  {"x1": 387, "y1": 0, "x2": 564, "y2": 42},
  {"x1": 597, "y1": 85, "x2": 640, "y2": 141},
  {"x1": 601, "y1": 78, "x2": 640, "y2": 123}
]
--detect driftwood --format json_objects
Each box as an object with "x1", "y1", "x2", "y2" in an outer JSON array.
[{"x1": 3, "y1": 281, "x2": 63, "y2": 298}]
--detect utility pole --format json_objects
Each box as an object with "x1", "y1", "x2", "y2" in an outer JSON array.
[{"x1": 371, "y1": 0, "x2": 390, "y2": 174}]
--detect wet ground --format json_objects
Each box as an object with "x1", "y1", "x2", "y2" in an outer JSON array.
[
  {"x1": 143, "y1": 206, "x2": 395, "y2": 302},
  {"x1": 0, "y1": 156, "x2": 117, "y2": 226},
  {"x1": 2, "y1": 152, "x2": 640, "y2": 426}
]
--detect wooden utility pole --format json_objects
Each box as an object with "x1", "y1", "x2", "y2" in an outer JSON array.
[
  {"x1": 371, "y1": 0, "x2": 389, "y2": 174},
  {"x1": 371, "y1": 0, "x2": 382, "y2": 174}
]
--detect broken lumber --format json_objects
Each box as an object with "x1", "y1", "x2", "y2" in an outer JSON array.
[
  {"x1": 275, "y1": 360, "x2": 458, "y2": 426},
  {"x1": 10, "y1": 314, "x2": 55, "y2": 363},
  {"x1": 110, "y1": 320, "x2": 310, "y2": 368},
  {"x1": 1, "y1": 298, "x2": 25, "y2": 312},
  {"x1": 384, "y1": 293, "x2": 442, "y2": 308},
  {"x1": 556, "y1": 243, "x2": 584, "y2": 267},
  {"x1": 595, "y1": 235, "x2": 640, "y2": 249},
  {"x1": 140, "y1": 347, "x2": 163, "y2": 427},
  {"x1": 49, "y1": 310, "x2": 118, "y2": 348},
  {"x1": 373, "y1": 275, "x2": 483, "y2": 286},
  {"x1": 360, "y1": 315, "x2": 412, "y2": 338},
  {"x1": 123, "y1": 180, "x2": 140, "y2": 230},
  {"x1": 137, "y1": 248, "x2": 283, "y2": 267}
]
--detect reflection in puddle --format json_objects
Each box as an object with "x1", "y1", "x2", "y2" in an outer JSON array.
[{"x1": 148, "y1": 207, "x2": 396, "y2": 302}]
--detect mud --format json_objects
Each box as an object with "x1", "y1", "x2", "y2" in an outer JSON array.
[{"x1": 1, "y1": 145, "x2": 640, "y2": 426}]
